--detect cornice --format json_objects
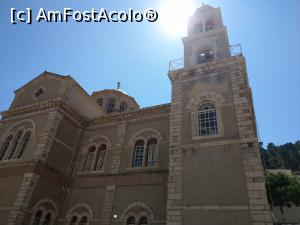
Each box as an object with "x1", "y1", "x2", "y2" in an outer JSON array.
[
  {"x1": 168, "y1": 54, "x2": 245, "y2": 81},
  {"x1": 0, "y1": 99, "x2": 170, "y2": 128},
  {"x1": 1, "y1": 98, "x2": 86, "y2": 124},
  {"x1": 88, "y1": 103, "x2": 171, "y2": 126}
]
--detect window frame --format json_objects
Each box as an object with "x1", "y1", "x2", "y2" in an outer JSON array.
[
  {"x1": 81, "y1": 141, "x2": 109, "y2": 174},
  {"x1": 106, "y1": 98, "x2": 116, "y2": 113},
  {"x1": 197, "y1": 102, "x2": 218, "y2": 136},
  {"x1": 132, "y1": 140, "x2": 145, "y2": 167},
  {"x1": 119, "y1": 101, "x2": 128, "y2": 112},
  {"x1": 186, "y1": 92, "x2": 225, "y2": 140},
  {"x1": 131, "y1": 138, "x2": 159, "y2": 169},
  {"x1": 0, "y1": 127, "x2": 32, "y2": 162},
  {"x1": 83, "y1": 146, "x2": 96, "y2": 172},
  {"x1": 0, "y1": 134, "x2": 14, "y2": 160}
]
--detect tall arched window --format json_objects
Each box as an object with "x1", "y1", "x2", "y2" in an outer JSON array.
[
  {"x1": 32, "y1": 210, "x2": 42, "y2": 225},
  {"x1": 0, "y1": 134, "x2": 13, "y2": 160},
  {"x1": 106, "y1": 98, "x2": 116, "y2": 113},
  {"x1": 8, "y1": 129, "x2": 23, "y2": 159},
  {"x1": 126, "y1": 216, "x2": 135, "y2": 225},
  {"x1": 198, "y1": 102, "x2": 218, "y2": 136},
  {"x1": 119, "y1": 102, "x2": 127, "y2": 112},
  {"x1": 95, "y1": 144, "x2": 106, "y2": 170},
  {"x1": 139, "y1": 216, "x2": 148, "y2": 225},
  {"x1": 79, "y1": 216, "x2": 88, "y2": 225},
  {"x1": 42, "y1": 213, "x2": 52, "y2": 225},
  {"x1": 132, "y1": 140, "x2": 145, "y2": 167},
  {"x1": 146, "y1": 138, "x2": 158, "y2": 166},
  {"x1": 84, "y1": 146, "x2": 96, "y2": 172},
  {"x1": 16, "y1": 131, "x2": 31, "y2": 159},
  {"x1": 70, "y1": 216, "x2": 78, "y2": 225}
]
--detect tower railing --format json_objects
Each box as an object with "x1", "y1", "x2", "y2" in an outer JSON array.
[{"x1": 168, "y1": 44, "x2": 242, "y2": 72}]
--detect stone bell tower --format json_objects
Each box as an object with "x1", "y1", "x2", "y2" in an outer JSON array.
[
  {"x1": 167, "y1": 4, "x2": 272, "y2": 225},
  {"x1": 183, "y1": 4, "x2": 230, "y2": 67}
]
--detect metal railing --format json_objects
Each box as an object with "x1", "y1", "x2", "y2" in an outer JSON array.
[{"x1": 168, "y1": 44, "x2": 242, "y2": 72}]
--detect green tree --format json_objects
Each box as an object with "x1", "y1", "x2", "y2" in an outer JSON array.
[
  {"x1": 260, "y1": 140, "x2": 300, "y2": 171},
  {"x1": 266, "y1": 173, "x2": 300, "y2": 218}
]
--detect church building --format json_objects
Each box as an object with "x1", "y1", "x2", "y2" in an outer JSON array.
[{"x1": 0, "y1": 5, "x2": 272, "y2": 225}]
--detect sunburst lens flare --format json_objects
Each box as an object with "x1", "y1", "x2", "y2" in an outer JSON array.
[{"x1": 159, "y1": 0, "x2": 196, "y2": 37}]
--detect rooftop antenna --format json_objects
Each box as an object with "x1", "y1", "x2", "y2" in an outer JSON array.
[{"x1": 117, "y1": 81, "x2": 121, "y2": 90}]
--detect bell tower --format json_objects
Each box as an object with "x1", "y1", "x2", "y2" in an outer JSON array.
[
  {"x1": 167, "y1": 4, "x2": 272, "y2": 225},
  {"x1": 183, "y1": 5, "x2": 230, "y2": 67}
]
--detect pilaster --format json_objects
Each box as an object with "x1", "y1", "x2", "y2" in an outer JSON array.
[
  {"x1": 6, "y1": 173, "x2": 40, "y2": 225},
  {"x1": 229, "y1": 59, "x2": 272, "y2": 225},
  {"x1": 167, "y1": 74, "x2": 185, "y2": 225},
  {"x1": 110, "y1": 122, "x2": 127, "y2": 174},
  {"x1": 101, "y1": 185, "x2": 116, "y2": 225},
  {"x1": 34, "y1": 110, "x2": 64, "y2": 163}
]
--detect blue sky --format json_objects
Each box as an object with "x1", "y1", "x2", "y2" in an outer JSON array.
[{"x1": 0, "y1": 0, "x2": 299, "y2": 146}]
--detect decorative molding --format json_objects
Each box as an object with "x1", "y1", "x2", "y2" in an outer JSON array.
[
  {"x1": 65, "y1": 203, "x2": 93, "y2": 220},
  {"x1": 86, "y1": 135, "x2": 112, "y2": 149},
  {"x1": 186, "y1": 91, "x2": 226, "y2": 112},
  {"x1": 128, "y1": 128, "x2": 163, "y2": 147},
  {"x1": 1, "y1": 98, "x2": 86, "y2": 125},
  {"x1": 121, "y1": 202, "x2": 154, "y2": 221},
  {"x1": 0, "y1": 119, "x2": 36, "y2": 143},
  {"x1": 31, "y1": 85, "x2": 46, "y2": 101},
  {"x1": 186, "y1": 91, "x2": 225, "y2": 140},
  {"x1": 31, "y1": 198, "x2": 58, "y2": 215}
]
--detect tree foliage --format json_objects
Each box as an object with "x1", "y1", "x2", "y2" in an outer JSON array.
[
  {"x1": 260, "y1": 141, "x2": 300, "y2": 171},
  {"x1": 266, "y1": 173, "x2": 300, "y2": 207},
  {"x1": 266, "y1": 173, "x2": 300, "y2": 215}
]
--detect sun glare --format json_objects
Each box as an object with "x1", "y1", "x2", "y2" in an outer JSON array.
[{"x1": 159, "y1": 0, "x2": 196, "y2": 37}]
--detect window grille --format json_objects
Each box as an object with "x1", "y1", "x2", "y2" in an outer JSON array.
[
  {"x1": 146, "y1": 139, "x2": 158, "y2": 166},
  {"x1": 133, "y1": 140, "x2": 145, "y2": 167},
  {"x1": 198, "y1": 103, "x2": 218, "y2": 136}
]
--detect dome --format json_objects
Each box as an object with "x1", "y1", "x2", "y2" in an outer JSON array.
[{"x1": 91, "y1": 89, "x2": 139, "y2": 114}]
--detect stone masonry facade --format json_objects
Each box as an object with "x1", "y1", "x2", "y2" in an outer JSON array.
[{"x1": 0, "y1": 4, "x2": 271, "y2": 225}]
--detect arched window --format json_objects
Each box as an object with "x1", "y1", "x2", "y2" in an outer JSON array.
[
  {"x1": 95, "y1": 144, "x2": 106, "y2": 170},
  {"x1": 198, "y1": 103, "x2": 218, "y2": 136},
  {"x1": 196, "y1": 50, "x2": 214, "y2": 64},
  {"x1": 139, "y1": 216, "x2": 148, "y2": 225},
  {"x1": 8, "y1": 129, "x2": 23, "y2": 159},
  {"x1": 205, "y1": 20, "x2": 215, "y2": 31},
  {"x1": 79, "y1": 216, "x2": 88, "y2": 225},
  {"x1": 0, "y1": 134, "x2": 13, "y2": 160},
  {"x1": 16, "y1": 131, "x2": 31, "y2": 159},
  {"x1": 70, "y1": 216, "x2": 78, "y2": 225},
  {"x1": 42, "y1": 213, "x2": 52, "y2": 225},
  {"x1": 84, "y1": 146, "x2": 96, "y2": 172},
  {"x1": 119, "y1": 102, "x2": 127, "y2": 112},
  {"x1": 106, "y1": 98, "x2": 116, "y2": 113},
  {"x1": 126, "y1": 216, "x2": 135, "y2": 225},
  {"x1": 132, "y1": 140, "x2": 145, "y2": 167},
  {"x1": 32, "y1": 210, "x2": 42, "y2": 225},
  {"x1": 146, "y1": 138, "x2": 158, "y2": 166}
]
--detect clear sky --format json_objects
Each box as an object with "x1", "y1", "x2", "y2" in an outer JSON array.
[{"x1": 0, "y1": 0, "x2": 299, "y2": 146}]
